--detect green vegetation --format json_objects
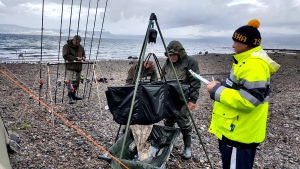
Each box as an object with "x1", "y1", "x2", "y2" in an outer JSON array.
[{"x1": 13, "y1": 122, "x2": 31, "y2": 130}]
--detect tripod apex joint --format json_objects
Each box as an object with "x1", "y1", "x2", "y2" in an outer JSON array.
[{"x1": 150, "y1": 13, "x2": 157, "y2": 21}]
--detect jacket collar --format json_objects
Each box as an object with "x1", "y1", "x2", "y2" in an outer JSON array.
[{"x1": 233, "y1": 46, "x2": 262, "y2": 63}]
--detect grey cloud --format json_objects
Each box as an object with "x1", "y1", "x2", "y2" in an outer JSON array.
[{"x1": 0, "y1": 0, "x2": 299, "y2": 37}]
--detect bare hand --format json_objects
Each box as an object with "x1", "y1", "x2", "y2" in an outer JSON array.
[
  {"x1": 206, "y1": 81, "x2": 220, "y2": 94},
  {"x1": 188, "y1": 102, "x2": 196, "y2": 110},
  {"x1": 76, "y1": 57, "x2": 84, "y2": 61}
]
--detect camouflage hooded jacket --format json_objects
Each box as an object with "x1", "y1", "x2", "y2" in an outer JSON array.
[
  {"x1": 63, "y1": 40, "x2": 86, "y2": 72},
  {"x1": 126, "y1": 62, "x2": 158, "y2": 85},
  {"x1": 162, "y1": 41, "x2": 201, "y2": 103}
]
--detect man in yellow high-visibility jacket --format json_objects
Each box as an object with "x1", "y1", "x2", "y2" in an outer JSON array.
[{"x1": 206, "y1": 19, "x2": 280, "y2": 169}]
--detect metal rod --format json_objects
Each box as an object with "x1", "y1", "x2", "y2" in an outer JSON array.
[
  {"x1": 47, "y1": 65, "x2": 55, "y2": 126},
  {"x1": 76, "y1": 0, "x2": 83, "y2": 36},
  {"x1": 96, "y1": 0, "x2": 109, "y2": 60},
  {"x1": 83, "y1": 0, "x2": 92, "y2": 47},
  {"x1": 119, "y1": 18, "x2": 152, "y2": 160},
  {"x1": 85, "y1": 0, "x2": 101, "y2": 100},
  {"x1": 62, "y1": 0, "x2": 74, "y2": 103},
  {"x1": 39, "y1": 0, "x2": 45, "y2": 106},
  {"x1": 82, "y1": 0, "x2": 94, "y2": 100},
  {"x1": 54, "y1": 0, "x2": 65, "y2": 103},
  {"x1": 156, "y1": 19, "x2": 213, "y2": 169}
]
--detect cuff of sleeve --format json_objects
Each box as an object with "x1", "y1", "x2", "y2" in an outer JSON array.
[
  {"x1": 210, "y1": 85, "x2": 225, "y2": 101},
  {"x1": 221, "y1": 81, "x2": 226, "y2": 86}
]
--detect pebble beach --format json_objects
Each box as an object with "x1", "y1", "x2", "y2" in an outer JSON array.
[{"x1": 0, "y1": 52, "x2": 299, "y2": 169}]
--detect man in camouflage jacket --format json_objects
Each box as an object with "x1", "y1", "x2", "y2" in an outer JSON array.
[
  {"x1": 162, "y1": 40, "x2": 201, "y2": 160},
  {"x1": 125, "y1": 59, "x2": 158, "y2": 85}
]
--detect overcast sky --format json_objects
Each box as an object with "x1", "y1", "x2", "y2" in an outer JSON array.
[{"x1": 0, "y1": 0, "x2": 299, "y2": 38}]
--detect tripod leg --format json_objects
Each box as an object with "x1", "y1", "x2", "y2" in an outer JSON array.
[{"x1": 114, "y1": 124, "x2": 122, "y2": 143}]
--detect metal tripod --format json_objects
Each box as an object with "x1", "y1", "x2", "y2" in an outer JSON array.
[{"x1": 119, "y1": 13, "x2": 213, "y2": 168}]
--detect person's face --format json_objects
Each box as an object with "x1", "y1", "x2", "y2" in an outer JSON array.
[
  {"x1": 72, "y1": 39, "x2": 81, "y2": 46},
  {"x1": 143, "y1": 61, "x2": 153, "y2": 69},
  {"x1": 232, "y1": 41, "x2": 251, "y2": 54},
  {"x1": 170, "y1": 54, "x2": 179, "y2": 63}
]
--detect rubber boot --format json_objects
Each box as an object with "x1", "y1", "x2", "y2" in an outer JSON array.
[
  {"x1": 182, "y1": 134, "x2": 192, "y2": 160},
  {"x1": 72, "y1": 83, "x2": 82, "y2": 100},
  {"x1": 66, "y1": 83, "x2": 75, "y2": 104},
  {"x1": 68, "y1": 92, "x2": 75, "y2": 104},
  {"x1": 72, "y1": 92, "x2": 82, "y2": 100}
]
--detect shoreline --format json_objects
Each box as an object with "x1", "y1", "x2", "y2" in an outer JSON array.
[{"x1": 1, "y1": 51, "x2": 299, "y2": 64}]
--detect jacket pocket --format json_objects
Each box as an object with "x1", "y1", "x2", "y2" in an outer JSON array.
[{"x1": 222, "y1": 118, "x2": 236, "y2": 132}]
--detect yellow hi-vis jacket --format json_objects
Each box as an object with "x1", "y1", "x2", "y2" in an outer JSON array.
[{"x1": 209, "y1": 46, "x2": 280, "y2": 144}]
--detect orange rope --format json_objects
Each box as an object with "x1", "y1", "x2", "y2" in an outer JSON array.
[
  {"x1": 0, "y1": 87, "x2": 56, "y2": 130},
  {"x1": 0, "y1": 69, "x2": 129, "y2": 169}
]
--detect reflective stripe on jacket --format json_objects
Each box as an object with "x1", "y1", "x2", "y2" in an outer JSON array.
[{"x1": 209, "y1": 46, "x2": 280, "y2": 144}]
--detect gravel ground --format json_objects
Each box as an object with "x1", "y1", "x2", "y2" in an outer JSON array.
[{"x1": 0, "y1": 52, "x2": 299, "y2": 169}]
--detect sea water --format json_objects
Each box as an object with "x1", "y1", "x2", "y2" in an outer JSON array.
[{"x1": 0, "y1": 34, "x2": 299, "y2": 62}]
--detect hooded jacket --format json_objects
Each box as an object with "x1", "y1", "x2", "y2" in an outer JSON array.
[
  {"x1": 126, "y1": 62, "x2": 158, "y2": 85},
  {"x1": 209, "y1": 46, "x2": 280, "y2": 146},
  {"x1": 162, "y1": 41, "x2": 201, "y2": 103},
  {"x1": 63, "y1": 40, "x2": 86, "y2": 71}
]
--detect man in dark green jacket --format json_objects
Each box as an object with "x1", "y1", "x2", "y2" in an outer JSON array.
[
  {"x1": 125, "y1": 58, "x2": 158, "y2": 85},
  {"x1": 162, "y1": 40, "x2": 200, "y2": 160},
  {"x1": 63, "y1": 35, "x2": 86, "y2": 104}
]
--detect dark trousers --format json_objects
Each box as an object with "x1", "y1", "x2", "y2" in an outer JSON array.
[
  {"x1": 164, "y1": 104, "x2": 192, "y2": 135},
  {"x1": 66, "y1": 70, "x2": 81, "y2": 83},
  {"x1": 219, "y1": 139, "x2": 257, "y2": 169}
]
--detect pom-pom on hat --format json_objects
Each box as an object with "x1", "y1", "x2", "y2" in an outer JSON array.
[{"x1": 232, "y1": 19, "x2": 261, "y2": 47}]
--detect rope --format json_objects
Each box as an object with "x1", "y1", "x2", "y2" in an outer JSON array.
[
  {"x1": 20, "y1": 103, "x2": 56, "y2": 130},
  {"x1": 0, "y1": 69, "x2": 129, "y2": 169},
  {"x1": 1, "y1": 64, "x2": 37, "y2": 95},
  {"x1": 0, "y1": 86, "x2": 56, "y2": 130},
  {"x1": 96, "y1": 0, "x2": 109, "y2": 60}
]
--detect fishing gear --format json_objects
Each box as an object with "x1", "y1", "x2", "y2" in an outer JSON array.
[
  {"x1": 56, "y1": 79, "x2": 62, "y2": 86},
  {"x1": 80, "y1": 75, "x2": 85, "y2": 83},
  {"x1": 54, "y1": 0, "x2": 65, "y2": 104},
  {"x1": 148, "y1": 21, "x2": 157, "y2": 43},
  {"x1": 39, "y1": 0, "x2": 45, "y2": 106}
]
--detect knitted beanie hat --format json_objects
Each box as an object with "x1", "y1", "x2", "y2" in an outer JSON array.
[{"x1": 232, "y1": 19, "x2": 261, "y2": 47}]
